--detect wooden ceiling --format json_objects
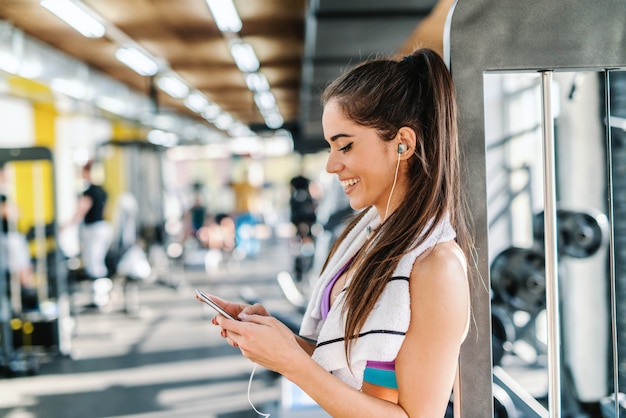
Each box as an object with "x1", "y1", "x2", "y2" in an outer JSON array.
[
  {"x1": 0, "y1": 0, "x2": 304, "y2": 128},
  {"x1": 0, "y1": 0, "x2": 447, "y2": 152}
]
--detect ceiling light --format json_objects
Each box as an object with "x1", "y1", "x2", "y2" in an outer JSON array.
[
  {"x1": 202, "y1": 103, "x2": 221, "y2": 121},
  {"x1": 205, "y1": 0, "x2": 242, "y2": 33},
  {"x1": 254, "y1": 91, "x2": 276, "y2": 110},
  {"x1": 229, "y1": 41, "x2": 259, "y2": 73},
  {"x1": 115, "y1": 46, "x2": 159, "y2": 76},
  {"x1": 184, "y1": 91, "x2": 209, "y2": 113},
  {"x1": 263, "y1": 111, "x2": 283, "y2": 129},
  {"x1": 157, "y1": 74, "x2": 190, "y2": 99},
  {"x1": 245, "y1": 72, "x2": 269, "y2": 92},
  {"x1": 214, "y1": 113, "x2": 233, "y2": 130},
  {"x1": 40, "y1": 0, "x2": 105, "y2": 38}
]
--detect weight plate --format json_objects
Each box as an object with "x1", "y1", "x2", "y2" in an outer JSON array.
[
  {"x1": 533, "y1": 209, "x2": 608, "y2": 258},
  {"x1": 491, "y1": 247, "x2": 546, "y2": 313}
]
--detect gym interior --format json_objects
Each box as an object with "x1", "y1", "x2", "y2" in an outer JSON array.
[{"x1": 1, "y1": 1, "x2": 625, "y2": 417}]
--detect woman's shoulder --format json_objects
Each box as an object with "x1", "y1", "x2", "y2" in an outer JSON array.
[
  {"x1": 408, "y1": 240, "x2": 470, "y2": 336},
  {"x1": 410, "y1": 241, "x2": 469, "y2": 300}
]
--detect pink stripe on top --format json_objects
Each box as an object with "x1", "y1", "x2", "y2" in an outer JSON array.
[{"x1": 320, "y1": 258, "x2": 352, "y2": 320}]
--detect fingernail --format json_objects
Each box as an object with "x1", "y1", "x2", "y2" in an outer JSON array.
[{"x1": 238, "y1": 313, "x2": 248, "y2": 320}]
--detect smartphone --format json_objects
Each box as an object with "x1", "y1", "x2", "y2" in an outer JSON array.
[{"x1": 195, "y1": 288, "x2": 239, "y2": 321}]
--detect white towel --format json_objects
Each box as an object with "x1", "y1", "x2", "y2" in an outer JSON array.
[{"x1": 299, "y1": 206, "x2": 456, "y2": 389}]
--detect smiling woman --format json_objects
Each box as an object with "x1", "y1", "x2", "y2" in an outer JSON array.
[{"x1": 211, "y1": 47, "x2": 475, "y2": 418}]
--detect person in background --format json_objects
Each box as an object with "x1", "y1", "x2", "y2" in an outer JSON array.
[
  {"x1": 65, "y1": 161, "x2": 112, "y2": 307},
  {"x1": 203, "y1": 48, "x2": 474, "y2": 417},
  {"x1": 289, "y1": 172, "x2": 318, "y2": 240},
  {"x1": 289, "y1": 171, "x2": 319, "y2": 281},
  {"x1": 0, "y1": 193, "x2": 38, "y2": 312},
  {"x1": 68, "y1": 160, "x2": 111, "y2": 280},
  {"x1": 184, "y1": 182, "x2": 208, "y2": 243}
]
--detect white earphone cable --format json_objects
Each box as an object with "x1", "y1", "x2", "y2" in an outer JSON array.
[
  {"x1": 248, "y1": 363, "x2": 271, "y2": 417},
  {"x1": 384, "y1": 152, "x2": 402, "y2": 222}
]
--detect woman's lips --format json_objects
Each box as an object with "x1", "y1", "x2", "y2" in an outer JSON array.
[{"x1": 340, "y1": 177, "x2": 360, "y2": 194}]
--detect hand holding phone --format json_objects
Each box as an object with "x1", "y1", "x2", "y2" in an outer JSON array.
[{"x1": 195, "y1": 288, "x2": 239, "y2": 321}]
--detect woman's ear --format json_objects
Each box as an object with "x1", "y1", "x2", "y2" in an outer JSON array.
[{"x1": 396, "y1": 127, "x2": 417, "y2": 160}]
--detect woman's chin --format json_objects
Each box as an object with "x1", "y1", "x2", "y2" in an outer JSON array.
[{"x1": 348, "y1": 199, "x2": 367, "y2": 211}]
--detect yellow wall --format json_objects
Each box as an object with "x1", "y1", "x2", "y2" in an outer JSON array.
[{"x1": 5, "y1": 77, "x2": 56, "y2": 234}]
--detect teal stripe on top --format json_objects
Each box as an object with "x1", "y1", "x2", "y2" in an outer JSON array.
[{"x1": 363, "y1": 367, "x2": 398, "y2": 389}]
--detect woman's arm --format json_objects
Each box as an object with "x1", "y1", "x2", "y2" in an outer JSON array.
[
  {"x1": 395, "y1": 241, "x2": 470, "y2": 417},
  {"x1": 69, "y1": 195, "x2": 92, "y2": 226},
  {"x1": 218, "y1": 314, "x2": 412, "y2": 418}
]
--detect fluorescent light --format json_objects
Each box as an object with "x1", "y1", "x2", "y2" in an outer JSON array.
[
  {"x1": 156, "y1": 74, "x2": 190, "y2": 99},
  {"x1": 254, "y1": 91, "x2": 276, "y2": 110},
  {"x1": 229, "y1": 41, "x2": 259, "y2": 73},
  {"x1": 40, "y1": 0, "x2": 105, "y2": 38},
  {"x1": 184, "y1": 91, "x2": 208, "y2": 112},
  {"x1": 263, "y1": 111, "x2": 283, "y2": 129},
  {"x1": 205, "y1": 0, "x2": 242, "y2": 32},
  {"x1": 115, "y1": 46, "x2": 159, "y2": 76},
  {"x1": 214, "y1": 113, "x2": 233, "y2": 130},
  {"x1": 245, "y1": 72, "x2": 269, "y2": 92},
  {"x1": 201, "y1": 103, "x2": 221, "y2": 121}
]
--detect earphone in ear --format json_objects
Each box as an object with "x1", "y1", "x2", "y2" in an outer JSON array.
[{"x1": 386, "y1": 143, "x2": 407, "y2": 221}]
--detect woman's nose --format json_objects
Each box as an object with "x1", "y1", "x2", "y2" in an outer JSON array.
[{"x1": 325, "y1": 151, "x2": 341, "y2": 174}]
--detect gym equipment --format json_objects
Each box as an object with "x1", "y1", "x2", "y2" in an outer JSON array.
[
  {"x1": 493, "y1": 366, "x2": 548, "y2": 417},
  {"x1": 0, "y1": 147, "x2": 71, "y2": 377},
  {"x1": 533, "y1": 208, "x2": 608, "y2": 259},
  {"x1": 600, "y1": 393, "x2": 626, "y2": 417},
  {"x1": 491, "y1": 246, "x2": 547, "y2": 314},
  {"x1": 492, "y1": 304, "x2": 516, "y2": 367}
]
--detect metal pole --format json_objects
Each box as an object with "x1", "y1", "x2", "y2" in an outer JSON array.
[
  {"x1": 540, "y1": 70, "x2": 561, "y2": 418},
  {"x1": 604, "y1": 69, "x2": 620, "y2": 418}
]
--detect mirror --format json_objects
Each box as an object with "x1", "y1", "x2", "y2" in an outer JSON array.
[{"x1": 484, "y1": 69, "x2": 621, "y2": 417}]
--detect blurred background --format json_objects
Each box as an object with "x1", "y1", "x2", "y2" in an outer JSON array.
[{"x1": 0, "y1": 0, "x2": 625, "y2": 417}]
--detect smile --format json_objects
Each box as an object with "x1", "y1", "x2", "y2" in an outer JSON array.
[{"x1": 340, "y1": 177, "x2": 360, "y2": 189}]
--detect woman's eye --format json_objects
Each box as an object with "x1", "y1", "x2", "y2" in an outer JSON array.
[{"x1": 338, "y1": 143, "x2": 353, "y2": 153}]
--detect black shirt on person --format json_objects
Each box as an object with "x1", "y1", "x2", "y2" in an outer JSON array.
[{"x1": 83, "y1": 184, "x2": 107, "y2": 224}]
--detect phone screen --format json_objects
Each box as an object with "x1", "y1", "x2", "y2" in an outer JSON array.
[{"x1": 195, "y1": 289, "x2": 238, "y2": 321}]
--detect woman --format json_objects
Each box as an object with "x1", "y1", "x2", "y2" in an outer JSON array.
[{"x1": 208, "y1": 48, "x2": 473, "y2": 417}]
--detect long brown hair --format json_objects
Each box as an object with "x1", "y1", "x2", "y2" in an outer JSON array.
[{"x1": 320, "y1": 48, "x2": 474, "y2": 358}]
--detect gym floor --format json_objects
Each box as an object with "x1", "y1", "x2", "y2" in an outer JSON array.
[{"x1": 0, "y1": 238, "x2": 313, "y2": 418}]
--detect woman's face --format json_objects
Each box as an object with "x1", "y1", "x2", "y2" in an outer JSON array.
[{"x1": 322, "y1": 99, "x2": 399, "y2": 214}]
